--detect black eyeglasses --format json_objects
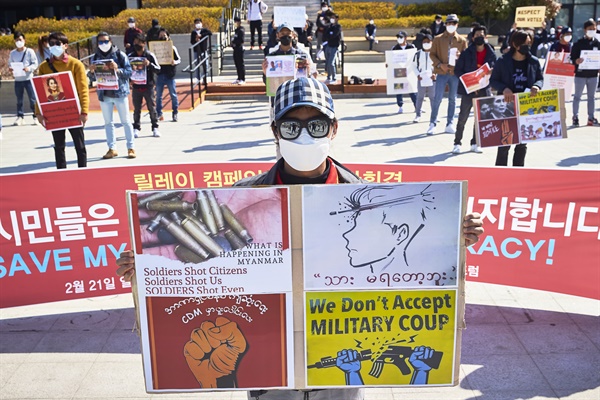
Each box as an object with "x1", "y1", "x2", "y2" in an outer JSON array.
[
  {"x1": 98, "y1": 40, "x2": 110, "y2": 45},
  {"x1": 275, "y1": 117, "x2": 333, "y2": 140},
  {"x1": 48, "y1": 40, "x2": 62, "y2": 46}
]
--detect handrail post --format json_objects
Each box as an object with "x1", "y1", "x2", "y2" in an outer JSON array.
[
  {"x1": 189, "y1": 47, "x2": 195, "y2": 107},
  {"x1": 341, "y1": 40, "x2": 345, "y2": 93},
  {"x1": 209, "y1": 36, "x2": 213, "y2": 83}
]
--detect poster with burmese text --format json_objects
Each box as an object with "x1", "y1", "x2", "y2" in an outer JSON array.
[{"x1": 127, "y1": 187, "x2": 294, "y2": 392}]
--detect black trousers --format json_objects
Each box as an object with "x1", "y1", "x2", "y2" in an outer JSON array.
[
  {"x1": 233, "y1": 46, "x2": 245, "y2": 81},
  {"x1": 132, "y1": 88, "x2": 158, "y2": 130},
  {"x1": 249, "y1": 20, "x2": 263, "y2": 46},
  {"x1": 52, "y1": 127, "x2": 87, "y2": 169},
  {"x1": 496, "y1": 144, "x2": 527, "y2": 167},
  {"x1": 454, "y1": 89, "x2": 490, "y2": 146}
]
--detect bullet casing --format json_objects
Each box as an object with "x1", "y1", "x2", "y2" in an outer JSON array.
[
  {"x1": 146, "y1": 200, "x2": 198, "y2": 212},
  {"x1": 181, "y1": 211, "x2": 212, "y2": 236},
  {"x1": 220, "y1": 204, "x2": 253, "y2": 243},
  {"x1": 174, "y1": 245, "x2": 206, "y2": 263},
  {"x1": 137, "y1": 191, "x2": 183, "y2": 207},
  {"x1": 207, "y1": 190, "x2": 226, "y2": 231},
  {"x1": 196, "y1": 190, "x2": 218, "y2": 235},
  {"x1": 157, "y1": 214, "x2": 210, "y2": 259},
  {"x1": 181, "y1": 218, "x2": 224, "y2": 257},
  {"x1": 224, "y1": 228, "x2": 246, "y2": 250}
]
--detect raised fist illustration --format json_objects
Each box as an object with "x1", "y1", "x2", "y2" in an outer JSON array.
[{"x1": 184, "y1": 316, "x2": 248, "y2": 388}]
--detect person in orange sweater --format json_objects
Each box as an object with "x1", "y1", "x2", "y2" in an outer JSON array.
[{"x1": 36, "y1": 31, "x2": 89, "y2": 169}]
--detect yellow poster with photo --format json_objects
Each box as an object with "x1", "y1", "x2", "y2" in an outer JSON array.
[
  {"x1": 305, "y1": 289, "x2": 457, "y2": 387},
  {"x1": 517, "y1": 89, "x2": 559, "y2": 116}
]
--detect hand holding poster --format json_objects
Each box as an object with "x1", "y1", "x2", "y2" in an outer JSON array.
[
  {"x1": 130, "y1": 57, "x2": 147, "y2": 85},
  {"x1": 578, "y1": 50, "x2": 600, "y2": 70},
  {"x1": 93, "y1": 59, "x2": 119, "y2": 90},
  {"x1": 459, "y1": 63, "x2": 491, "y2": 94},
  {"x1": 265, "y1": 55, "x2": 296, "y2": 96},
  {"x1": 385, "y1": 49, "x2": 418, "y2": 95},
  {"x1": 515, "y1": 6, "x2": 546, "y2": 28},
  {"x1": 148, "y1": 41, "x2": 174, "y2": 65},
  {"x1": 32, "y1": 71, "x2": 83, "y2": 131}
]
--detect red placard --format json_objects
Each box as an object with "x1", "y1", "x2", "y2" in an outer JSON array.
[{"x1": 32, "y1": 71, "x2": 82, "y2": 131}]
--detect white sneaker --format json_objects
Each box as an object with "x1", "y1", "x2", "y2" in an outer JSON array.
[
  {"x1": 329, "y1": 79, "x2": 337, "y2": 84},
  {"x1": 32, "y1": 117, "x2": 39, "y2": 125},
  {"x1": 413, "y1": 115, "x2": 421, "y2": 123},
  {"x1": 470, "y1": 144, "x2": 483, "y2": 153},
  {"x1": 398, "y1": 107, "x2": 404, "y2": 114},
  {"x1": 445, "y1": 123, "x2": 456, "y2": 134},
  {"x1": 13, "y1": 117, "x2": 24, "y2": 126},
  {"x1": 134, "y1": 129, "x2": 140, "y2": 138},
  {"x1": 426, "y1": 123, "x2": 436, "y2": 135},
  {"x1": 238, "y1": 80, "x2": 245, "y2": 85},
  {"x1": 232, "y1": 79, "x2": 240, "y2": 84},
  {"x1": 452, "y1": 144, "x2": 461, "y2": 154},
  {"x1": 153, "y1": 128, "x2": 161, "y2": 137}
]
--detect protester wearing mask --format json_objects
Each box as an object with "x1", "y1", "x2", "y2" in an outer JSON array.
[
  {"x1": 570, "y1": 19, "x2": 600, "y2": 127},
  {"x1": 490, "y1": 30, "x2": 543, "y2": 167},
  {"x1": 411, "y1": 34, "x2": 435, "y2": 122},
  {"x1": 295, "y1": 14, "x2": 315, "y2": 58},
  {"x1": 315, "y1": 2, "x2": 331, "y2": 52},
  {"x1": 452, "y1": 25, "x2": 496, "y2": 154},
  {"x1": 36, "y1": 31, "x2": 88, "y2": 169},
  {"x1": 146, "y1": 19, "x2": 161, "y2": 42},
  {"x1": 427, "y1": 14, "x2": 467, "y2": 136},
  {"x1": 365, "y1": 19, "x2": 377, "y2": 51},
  {"x1": 391, "y1": 30, "x2": 417, "y2": 114},
  {"x1": 155, "y1": 28, "x2": 181, "y2": 122},
  {"x1": 322, "y1": 13, "x2": 342, "y2": 84},
  {"x1": 430, "y1": 14, "x2": 446, "y2": 36},
  {"x1": 232, "y1": 16, "x2": 246, "y2": 85},
  {"x1": 115, "y1": 79, "x2": 486, "y2": 400},
  {"x1": 36, "y1": 34, "x2": 52, "y2": 65},
  {"x1": 123, "y1": 17, "x2": 142, "y2": 51},
  {"x1": 248, "y1": 0, "x2": 268, "y2": 50},
  {"x1": 9, "y1": 32, "x2": 38, "y2": 126},
  {"x1": 90, "y1": 32, "x2": 135, "y2": 159},
  {"x1": 549, "y1": 27, "x2": 572, "y2": 53},
  {"x1": 127, "y1": 33, "x2": 161, "y2": 138}
]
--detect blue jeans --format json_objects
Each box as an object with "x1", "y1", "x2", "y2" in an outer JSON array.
[
  {"x1": 99, "y1": 96, "x2": 134, "y2": 150},
  {"x1": 14, "y1": 80, "x2": 35, "y2": 117},
  {"x1": 156, "y1": 74, "x2": 179, "y2": 117},
  {"x1": 324, "y1": 46, "x2": 338, "y2": 80},
  {"x1": 430, "y1": 73, "x2": 459, "y2": 126},
  {"x1": 396, "y1": 93, "x2": 417, "y2": 108}
]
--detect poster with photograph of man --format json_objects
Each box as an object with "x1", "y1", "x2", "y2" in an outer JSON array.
[
  {"x1": 301, "y1": 182, "x2": 465, "y2": 290},
  {"x1": 394, "y1": 68, "x2": 407, "y2": 78}
]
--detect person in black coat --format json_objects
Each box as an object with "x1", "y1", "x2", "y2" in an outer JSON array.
[
  {"x1": 452, "y1": 25, "x2": 497, "y2": 154},
  {"x1": 490, "y1": 30, "x2": 543, "y2": 167},
  {"x1": 430, "y1": 15, "x2": 446, "y2": 37},
  {"x1": 232, "y1": 16, "x2": 246, "y2": 84}
]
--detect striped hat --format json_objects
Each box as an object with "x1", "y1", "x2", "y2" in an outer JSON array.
[{"x1": 274, "y1": 78, "x2": 335, "y2": 121}]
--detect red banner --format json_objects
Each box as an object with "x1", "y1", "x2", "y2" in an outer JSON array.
[{"x1": 1, "y1": 163, "x2": 598, "y2": 308}]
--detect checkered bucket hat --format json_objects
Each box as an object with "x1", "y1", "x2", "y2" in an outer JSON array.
[{"x1": 274, "y1": 78, "x2": 335, "y2": 121}]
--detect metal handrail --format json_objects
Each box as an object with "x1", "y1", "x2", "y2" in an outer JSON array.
[
  {"x1": 340, "y1": 39, "x2": 345, "y2": 92},
  {"x1": 68, "y1": 35, "x2": 96, "y2": 65},
  {"x1": 182, "y1": 35, "x2": 213, "y2": 109}
]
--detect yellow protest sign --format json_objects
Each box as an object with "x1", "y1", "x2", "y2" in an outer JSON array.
[{"x1": 515, "y1": 6, "x2": 546, "y2": 28}]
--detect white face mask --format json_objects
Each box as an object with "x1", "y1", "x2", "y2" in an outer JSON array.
[
  {"x1": 196, "y1": 23, "x2": 202, "y2": 29},
  {"x1": 585, "y1": 30, "x2": 595, "y2": 38},
  {"x1": 435, "y1": 20, "x2": 441, "y2": 25},
  {"x1": 322, "y1": 7, "x2": 327, "y2": 11},
  {"x1": 397, "y1": 38, "x2": 404, "y2": 44},
  {"x1": 369, "y1": 20, "x2": 374, "y2": 25},
  {"x1": 422, "y1": 42, "x2": 432, "y2": 50},
  {"x1": 50, "y1": 45, "x2": 64, "y2": 57},
  {"x1": 446, "y1": 25, "x2": 457, "y2": 34},
  {"x1": 98, "y1": 43, "x2": 111, "y2": 52},
  {"x1": 128, "y1": 23, "x2": 135, "y2": 28},
  {"x1": 279, "y1": 129, "x2": 330, "y2": 172},
  {"x1": 15, "y1": 40, "x2": 25, "y2": 49},
  {"x1": 329, "y1": 18, "x2": 335, "y2": 24},
  {"x1": 563, "y1": 35, "x2": 572, "y2": 42}
]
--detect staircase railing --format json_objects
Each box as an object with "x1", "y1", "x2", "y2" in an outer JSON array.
[{"x1": 181, "y1": 35, "x2": 212, "y2": 109}]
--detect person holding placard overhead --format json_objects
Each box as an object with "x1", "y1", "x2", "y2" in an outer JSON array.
[
  {"x1": 570, "y1": 19, "x2": 600, "y2": 127},
  {"x1": 155, "y1": 28, "x2": 181, "y2": 122},
  {"x1": 427, "y1": 14, "x2": 467, "y2": 136}
]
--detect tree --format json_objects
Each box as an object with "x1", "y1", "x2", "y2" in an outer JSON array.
[{"x1": 470, "y1": 0, "x2": 511, "y2": 31}]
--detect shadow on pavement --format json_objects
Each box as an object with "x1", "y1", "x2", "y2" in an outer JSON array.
[
  {"x1": 183, "y1": 139, "x2": 272, "y2": 153},
  {"x1": 352, "y1": 133, "x2": 425, "y2": 146},
  {"x1": 556, "y1": 154, "x2": 600, "y2": 167}
]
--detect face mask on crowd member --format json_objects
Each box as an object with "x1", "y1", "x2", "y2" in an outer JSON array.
[
  {"x1": 369, "y1": 20, "x2": 374, "y2": 25},
  {"x1": 98, "y1": 37, "x2": 111, "y2": 53},
  {"x1": 472, "y1": 26, "x2": 487, "y2": 46},
  {"x1": 194, "y1": 19, "x2": 202, "y2": 30},
  {"x1": 49, "y1": 37, "x2": 67, "y2": 58},
  {"x1": 15, "y1": 36, "x2": 25, "y2": 49},
  {"x1": 445, "y1": 14, "x2": 459, "y2": 34},
  {"x1": 585, "y1": 28, "x2": 596, "y2": 38},
  {"x1": 128, "y1": 17, "x2": 136, "y2": 29},
  {"x1": 422, "y1": 40, "x2": 432, "y2": 50}
]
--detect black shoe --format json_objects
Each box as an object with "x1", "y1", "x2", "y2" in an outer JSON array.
[
  {"x1": 587, "y1": 118, "x2": 599, "y2": 127},
  {"x1": 572, "y1": 116, "x2": 579, "y2": 127},
  {"x1": 172, "y1": 113, "x2": 178, "y2": 122}
]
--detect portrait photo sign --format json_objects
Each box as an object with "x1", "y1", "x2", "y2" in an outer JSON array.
[{"x1": 31, "y1": 71, "x2": 82, "y2": 131}]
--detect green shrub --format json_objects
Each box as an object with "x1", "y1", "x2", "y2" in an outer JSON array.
[
  {"x1": 0, "y1": 31, "x2": 95, "y2": 51},
  {"x1": 339, "y1": 15, "x2": 474, "y2": 30},
  {"x1": 331, "y1": 2, "x2": 397, "y2": 19}
]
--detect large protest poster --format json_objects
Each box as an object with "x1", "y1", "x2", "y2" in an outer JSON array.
[
  {"x1": 385, "y1": 49, "x2": 418, "y2": 95},
  {"x1": 92, "y1": 59, "x2": 119, "y2": 90},
  {"x1": 514, "y1": 6, "x2": 546, "y2": 28},
  {"x1": 474, "y1": 89, "x2": 566, "y2": 148},
  {"x1": 1, "y1": 162, "x2": 599, "y2": 310},
  {"x1": 31, "y1": 71, "x2": 82, "y2": 131},
  {"x1": 130, "y1": 57, "x2": 147, "y2": 85},
  {"x1": 305, "y1": 289, "x2": 458, "y2": 387},
  {"x1": 128, "y1": 187, "x2": 294, "y2": 392},
  {"x1": 542, "y1": 51, "x2": 575, "y2": 99},
  {"x1": 459, "y1": 63, "x2": 491, "y2": 94},
  {"x1": 265, "y1": 55, "x2": 296, "y2": 96},
  {"x1": 302, "y1": 183, "x2": 463, "y2": 290},
  {"x1": 516, "y1": 89, "x2": 567, "y2": 143},
  {"x1": 148, "y1": 41, "x2": 174, "y2": 65},
  {"x1": 273, "y1": 6, "x2": 307, "y2": 28}
]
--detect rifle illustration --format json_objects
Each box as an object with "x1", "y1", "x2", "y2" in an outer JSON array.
[
  {"x1": 307, "y1": 349, "x2": 372, "y2": 369},
  {"x1": 369, "y1": 346, "x2": 443, "y2": 378}
]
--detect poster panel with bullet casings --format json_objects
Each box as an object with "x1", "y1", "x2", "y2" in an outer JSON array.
[
  {"x1": 385, "y1": 49, "x2": 418, "y2": 95},
  {"x1": 274, "y1": 6, "x2": 307, "y2": 28},
  {"x1": 31, "y1": 71, "x2": 82, "y2": 131},
  {"x1": 514, "y1": 6, "x2": 546, "y2": 28},
  {"x1": 127, "y1": 187, "x2": 295, "y2": 392}
]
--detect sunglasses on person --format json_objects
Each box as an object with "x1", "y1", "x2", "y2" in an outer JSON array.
[
  {"x1": 275, "y1": 117, "x2": 333, "y2": 140},
  {"x1": 98, "y1": 40, "x2": 110, "y2": 45},
  {"x1": 48, "y1": 40, "x2": 62, "y2": 46}
]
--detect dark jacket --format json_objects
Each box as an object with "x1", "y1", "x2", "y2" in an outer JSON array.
[
  {"x1": 233, "y1": 158, "x2": 362, "y2": 186},
  {"x1": 191, "y1": 28, "x2": 213, "y2": 53},
  {"x1": 455, "y1": 42, "x2": 497, "y2": 96},
  {"x1": 571, "y1": 36, "x2": 600, "y2": 77},
  {"x1": 146, "y1": 25, "x2": 161, "y2": 42},
  {"x1": 127, "y1": 49, "x2": 161, "y2": 88},
  {"x1": 123, "y1": 27, "x2": 142, "y2": 49},
  {"x1": 232, "y1": 26, "x2": 245, "y2": 48},
  {"x1": 490, "y1": 51, "x2": 543, "y2": 94},
  {"x1": 549, "y1": 41, "x2": 571, "y2": 53},
  {"x1": 295, "y1": 21, "x2": 314, "y2": 47},
  {"x1": 391, "y1": 43, "x2": 415, "y2": 51},
  {"x1": 92, "y1": 45, "x2": 132, "y2": 100},
  {"x1": 157, "y1": 45, "x2": 181, "y2": 79},
  {"x1": 430, "y1": 21, "x2": 446, "y2": 36},
  {"x1": 323, "y1": 23, "x2": 342, "y2": 48}
]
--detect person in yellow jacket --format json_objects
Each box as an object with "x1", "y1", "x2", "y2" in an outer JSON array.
[{"x1": 36, "y1": 31, "x2": 89, "y2": 169}]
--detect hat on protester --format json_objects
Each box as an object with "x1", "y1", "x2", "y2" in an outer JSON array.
[
  {"x1": 396, "y1": 30, "x2": 407, "y2": 38},
  {"x1": 446, "y1": 14, "x2": 459, "y2": 23},
  {"x1": 127, "y1": 17, "x2": 135, "y2": 23},
  {"x1": 234, "y1": 16, "x2": 241, "y2": 22},
  {"x1": 274, "y1": 78, "x2": 335, "y2": 121},
  {"x1": 422, "y1": 33, "x2": 433, "y2": 41},
  {"x1": 151, "y1": 19, "x2": 159, "y2": 26},
  {"x1": 435, "y1": 14, "x2": 442, "y2": 20},
  {"x1": 560, "y1": 26, "x2": 572, "y2": 36},
  {"x1": 277, "y1": 22, "x2": 293, "y2": 32}
]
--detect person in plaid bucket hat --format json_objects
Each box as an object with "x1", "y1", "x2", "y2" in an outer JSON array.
[{"x1": 115, "y1": 77, "x2": 485, "y2": 400}]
